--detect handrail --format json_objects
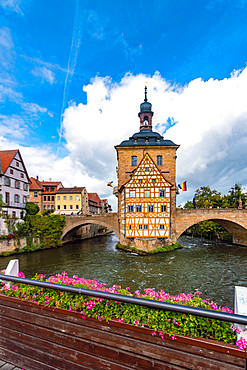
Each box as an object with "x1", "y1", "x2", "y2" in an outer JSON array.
[{"x1": 2, "y1": 274, "x2": 247, "y2": 325}]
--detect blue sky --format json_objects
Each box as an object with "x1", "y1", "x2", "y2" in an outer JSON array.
[{"x1": 1, "y1": 0, "x2": 247, "y2": 208}]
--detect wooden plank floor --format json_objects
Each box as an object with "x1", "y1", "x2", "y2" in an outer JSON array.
[{"x1": 0, "y1": 359, "x2": 22, "y2": 370}]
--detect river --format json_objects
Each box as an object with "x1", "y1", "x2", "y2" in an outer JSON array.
[{"x1": 1, "y1": 233, "x2": 247, "y2": 309}]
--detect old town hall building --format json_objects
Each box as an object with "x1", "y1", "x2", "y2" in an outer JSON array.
[{"x1": 115, "y1": 87, "x2": 179, "y2": 250}]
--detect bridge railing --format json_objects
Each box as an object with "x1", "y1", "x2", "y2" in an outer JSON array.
[{"x1": 2, "y1": 274, "x2": 247, "y2": 325}]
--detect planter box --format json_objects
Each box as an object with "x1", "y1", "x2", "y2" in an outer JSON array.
[{"x1": 0, "y1": 294, "x2": 245, "y2": 369}]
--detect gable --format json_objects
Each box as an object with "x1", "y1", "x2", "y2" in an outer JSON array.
[
  {"x1": 0, "y1": 150, "x2": 18, "y2": 174},
  {"x1": 124, "y1": 153, "x2": 171, "y2": 189}
]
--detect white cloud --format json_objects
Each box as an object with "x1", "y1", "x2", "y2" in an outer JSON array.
[
  {"x1": 0, "y1": 27, "x2": 13, "y2": 49},
  {"x1": 0, "y1": 114, "x2": 26, "y2": 138},
  {"x1": 62, "y1": 69, "x2": 247, "y2": 207},
  {"x1": 0, "y1": 136, "x2": 109, "y2": 201},
  {"x1": 2, "y1": 69, "x2": 247, "y2": 211},
  {"x1": 31, "y1": 66, "x2": 55, "y2": 84},
  {"x1": 0, "y1": 0, "x2": 23, "y2": 14}
]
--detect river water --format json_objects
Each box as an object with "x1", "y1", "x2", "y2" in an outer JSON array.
[{"x1": 1, "y1": 233, "x2": 247, "y2": 309}]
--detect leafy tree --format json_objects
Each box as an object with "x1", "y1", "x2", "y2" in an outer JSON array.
[
  {"x1": 193, "y1": 186, "x2": 222, "y2": 208},
  {"x1": 225, "y1": 183, "x2": 246, "y2": 208},
  {"x1": 184, "y1": 200, "x2": 194, "y2": 209},
  {"x1": 0, "y1": 193, "x2": 6, "y2": 217},
  {"x1": 25, "y1": 202, "x2": 40, "y2": 216},
  {"x1": 183, "y1": 186, "x2": 230, "y2": 240},
  {"x1": 4, "y1": 214, "x2": 17, "y2": 234}
]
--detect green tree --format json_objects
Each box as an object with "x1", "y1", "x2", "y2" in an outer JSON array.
[
  {"x1": 25, "y1": 202, "x2": 40, "y2": 216},
  {"x1": 183, "y1": 186, "x2": 230, "y2": 241},
  {"x1": 4, "y1": 214, "x2": 17, "y2": 234},
  {"x1": 184, "y1": 200, "x2": 194, "y2": 209},
  {"x1": 225, "y1": 183, "x2": 246, "y2": 208},
  {"x1": 193, "y1": 186, "x2": 222, "y2": 208},
  {"x1": 0, "y1": 192, "x2": 6, "y2": 217}
]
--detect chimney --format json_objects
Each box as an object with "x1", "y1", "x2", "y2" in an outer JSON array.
[{"x1": 36, "y1": 176, "x2": 39, "y2": 180}]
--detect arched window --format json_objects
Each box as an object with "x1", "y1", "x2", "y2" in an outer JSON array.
[
  {"x1": 157, "y1": 155, "x2": 162, "y2": 165},
  {"x1": 131, "y1": 156, "x2": 137, "y2": 166}
]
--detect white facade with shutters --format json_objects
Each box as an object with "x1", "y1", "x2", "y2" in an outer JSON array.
[{"x1": 0, "y1": 150, "x2": 30, "y2": 235}]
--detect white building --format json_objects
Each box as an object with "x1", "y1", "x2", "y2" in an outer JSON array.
[{"x1": 0, "y1": 150, "x2": 30, "y2": 235}]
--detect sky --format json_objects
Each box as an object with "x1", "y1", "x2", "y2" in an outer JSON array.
[{"x1": 1, "y1": 0, "x2": 247, "y2": 210}]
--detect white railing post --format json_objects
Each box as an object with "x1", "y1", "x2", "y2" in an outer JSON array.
[
  {"x1": 235, "y1": 286, "x2": 247, "y2": 341},
  {"x1": 2, "y1": 259, "x2": 19, "y2": 288}
]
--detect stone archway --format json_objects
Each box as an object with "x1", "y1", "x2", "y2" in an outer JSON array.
[
  {"x1": 62, "y1": 213, "x2": 120, "y2": 242},
  {"x1": 175, "y1": 209, "x2": 247, "y2": 246}
]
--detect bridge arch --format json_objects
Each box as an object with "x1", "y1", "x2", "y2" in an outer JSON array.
[
  {"x1": 62, "y1": 213, "x2": 120, "y2": 242},
  {"x1": 175, "y1": 209, "x2": 247, "y2": 246}
]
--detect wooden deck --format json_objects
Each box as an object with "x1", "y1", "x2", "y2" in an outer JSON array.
[{"x1": 0, "y1": 293, "x2": 246, "y2": 369}]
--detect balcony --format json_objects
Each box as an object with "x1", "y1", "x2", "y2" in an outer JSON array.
[{"x1": 5, "y1": 202, "x2": 26, "y2": 209}]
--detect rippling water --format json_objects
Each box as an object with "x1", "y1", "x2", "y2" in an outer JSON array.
[{"x1": 1, "y1": 233, "x2": 247, "y2": 309}]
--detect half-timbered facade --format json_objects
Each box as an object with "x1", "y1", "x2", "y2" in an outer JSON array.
[
  {"x1": 115, "y1": 87, "x2": 179, "y2": 250},
  {"x1": 124, "y1": 153, "x2": 171, "y2": 238}
]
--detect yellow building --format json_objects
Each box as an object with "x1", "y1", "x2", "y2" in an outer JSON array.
[
  {"x1": 55, "y1": 187, "x2": 88, "y2": 215},
  {"x1": 115, "y1": 87, "x2": 179, "y2": 249}
]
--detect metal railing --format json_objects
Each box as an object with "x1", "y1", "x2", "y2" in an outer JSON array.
[{"x1": 2, "y1": 274, "x2": 247, "y2": 325}]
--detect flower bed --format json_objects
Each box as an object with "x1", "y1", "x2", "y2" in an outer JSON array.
[
  {"x1": 1, "y1": 271, "x2": 246, "y2": 369},
  {"x1": 0, "y1": 271, "x2": 244, "y2": 349}
]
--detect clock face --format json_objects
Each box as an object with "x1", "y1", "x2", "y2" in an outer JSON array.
[{"x1": 144, "y1": 120, "x2": 148, "y2": 125}]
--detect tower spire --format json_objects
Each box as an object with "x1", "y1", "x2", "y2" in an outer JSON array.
[
  {"x1": 138, "y1": 86, "x2": 153, "y2": 131},
  {"x1": 144, "y1": 85, "x2": 147, "y2": 102}
]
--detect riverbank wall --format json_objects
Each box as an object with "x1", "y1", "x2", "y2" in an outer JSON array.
[{"x1": 0, "y1": 238, "x2": 39, "y2": 255}]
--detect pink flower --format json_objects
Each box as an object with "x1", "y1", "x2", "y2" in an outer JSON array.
[
  {"x1": 236, "y1": 337, "x2": 247, "y2": 351},
  {"x1": 173, "y1": 318, "x2": 179, "y2": 326}
]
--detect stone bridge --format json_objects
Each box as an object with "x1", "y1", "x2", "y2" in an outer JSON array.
[
  {"x1": 62, "y1": 209, "x2": 247, "y2": 247},
  {"x1": 174, "y1": 208, "x2": 247, "y2": 246},
  {"x1": 62, "y1": 213, "x2": 119, "y2": 241}
]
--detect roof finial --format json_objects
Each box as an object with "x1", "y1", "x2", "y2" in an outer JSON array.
[{"x1": 144, "y1": 85, "x2": 147, "y2": 102}]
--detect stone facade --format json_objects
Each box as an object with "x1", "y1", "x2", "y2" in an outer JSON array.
[
  {"x1": 115, "y1": 90, "x2": 179, "y2": 251},
  {"x1": 0, "y1": 237, "x2": 40, "y2": 255},
  {"x1": 29, "y1": 177, "x2": 63, "y2": 212}
]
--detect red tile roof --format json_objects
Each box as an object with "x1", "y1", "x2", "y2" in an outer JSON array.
[
  {"x1": 29, "y1": 177, "x2": 43, "y2": 190},
  {"x1": 0, "y1": 149, "x2": 31, "y2": 183},
  {"x1": 29, "y1": 177, "x2": 63, "y2": 192},
  {"x1": 56, "y1": 187, "x2": 85, "y2": 194},
  {"x1": 88, "y1": 193, "x2": 102, "y2": 207},
  {"x1": 0, "y1": 150, "x2": 18, "y2": 174},
  {"x1": 39, "y1": 181, "x2": 62, "y2": 186}
]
